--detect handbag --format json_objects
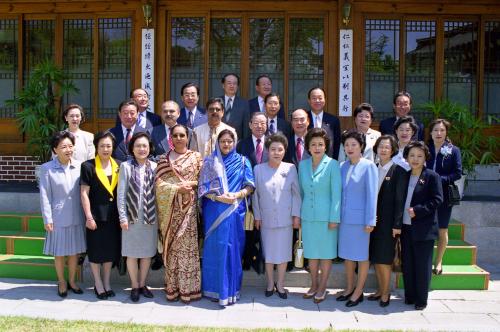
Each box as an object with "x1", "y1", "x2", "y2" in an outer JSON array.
[
  {"x1": 392, "y1": 236, "x2": 402, "y2": 273},
  {"x1": 448, "y1": 183, "x2": 461, "y2": 206},
  {"x1": 244, "y1": 196, "x2": 255, "y2": 231},
  {"x1": 294, "y1": 228, "x2": 304, "y2": 268},
  {"x1": 117, "y1": 256, "x2": 127, "y2": 276}
]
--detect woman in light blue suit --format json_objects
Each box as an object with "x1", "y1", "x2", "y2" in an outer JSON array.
[
  {"x1": 298, "y1": 128, "x2": 342, "y2": 304},
  {"x1": 40, "y1": 131, "x2": 86, "y2": 298},
  {"x1": 337, "y1": 129, "x2": 378, "y2": 307}
]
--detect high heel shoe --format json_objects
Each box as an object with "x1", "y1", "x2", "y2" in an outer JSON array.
[
  {"x1": 336, "y1": 290, "x2": 354, "y2": 302},
  {"x1": 313, "y1": 290, "x2": 328, "y2": 304},
  {"x1": 379, "y1": 294, "x2": 391, "y2": 307},
  {"x1": 275, "y1": 283, "x2": 287, "y2": 299},
  {"x1": 67, "y1": 282, "x2": 83, "y2": 294},
  {"x1": 94, "y1": 287, "x2": 108, "y2": 300},
  {"x1": 346, "y1": 293, "x2": 364, "y2": 307},
  {"x1": 264, "y1": 285, "x2": 274, "y2": 297},
  {"x1": 303, "y1": 290, "x2": 317, "y2": 299},
  {"x1": 57, "y1": 282, "x2": 67, "y2": 298},
  {"x1": 105, "y1": 289, "x2": 116, "y2": 297}
]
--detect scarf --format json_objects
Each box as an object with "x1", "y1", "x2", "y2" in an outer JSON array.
[{"x1": 126, "y1": 159, "x2": 156, "y2": 224}]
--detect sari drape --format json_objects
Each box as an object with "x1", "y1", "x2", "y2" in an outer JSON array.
[
  {"x1": 156, "y1": 150, "x2": 203, "y2": 302},
  {"x1": 199, "y1": 145, "x2": 254, "y2": 306}
]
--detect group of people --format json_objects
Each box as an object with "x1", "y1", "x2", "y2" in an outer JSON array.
[{"x1": 39, "y1": 75, "x2": 463, "y2": 311}]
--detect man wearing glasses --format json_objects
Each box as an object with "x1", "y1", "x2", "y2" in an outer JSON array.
[
  {"x1": 178, "y1": 82, "x2": 208, "y2": 129},
  {"x1": 193, "y1": 97, "x2": 238, "y2": 158}
]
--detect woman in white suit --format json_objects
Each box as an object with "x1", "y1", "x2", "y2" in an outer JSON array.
[
  {"x1": 253, "y1": 133, "x2": 301, "y2": 299},
  {"x1": 337, "y1": 129, "x2": 378, "y2": 307},
  {"x1": 40, "y1": 131, "x2": 86, "y2": 298}
]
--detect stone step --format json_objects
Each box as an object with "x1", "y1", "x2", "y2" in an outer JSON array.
[{"x1": 0, "y1": 254, "x2": 81, "y2": 281}]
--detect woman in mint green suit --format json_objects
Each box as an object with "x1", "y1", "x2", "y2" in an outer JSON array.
[{"x1": 298, "y1": 128, "x2": 342, "y2": 304}]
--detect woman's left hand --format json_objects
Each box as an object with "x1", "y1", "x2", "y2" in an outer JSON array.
[
  {"x1": 408, "y1": 207, "x2": 416, "y2": 218},
  {"x1": 218, "y1": 193, "x2": 237, "y2": 204},
  {"x1": 292, "y1": 217, "x2": 301, "y2": 229},
  {"x1": 365, "y1": 226, "x2": 374, "y2": 233},
  {"x1": 392, "y1": 228, "x2": 401, "y2": 237},
  {"x1": 328, "y1": 222, "x2": 338, "y2": 230}
]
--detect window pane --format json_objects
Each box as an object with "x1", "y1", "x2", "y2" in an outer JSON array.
[
  {"x1": 24, "y1": 20, "x2": 55, "y2": 80},
  {"x1": 209, "y1": 18, "x2": 241, "y2": 98},
  {"x1": 405, "y1": 20, "x2": 435, "y2": 117},
  {"x1": 249, "y1": 18, "x2": 284, "y2": 99},
  {"x1": 63, "y1": 19, "x2": 93, "y2": 119},
  {"x1": 98, "y1": 18, "x2": 131, "y2": 119},
  {"x1": 288, "y1": 18, "x2": 324, "y2": 111},
  {"x1": 365, "y1": 19, "x2": 400, "y2": 120},
  {"x1": 0, "y1": 19, "x2": 18, "y2": 118},
  {"x1": 484, "y1": 21, "x2": 500, "y2": 124},
  {"x1": 443, "y1": 21, "x2": 478, "y2": 111},
  {"x1": 171, "y1": 17, "x2": 205, "y2": 104}
]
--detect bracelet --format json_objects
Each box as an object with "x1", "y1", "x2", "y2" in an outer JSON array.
[{"x1": 206, "y1": 194, "x2": 215, "y2": 201}]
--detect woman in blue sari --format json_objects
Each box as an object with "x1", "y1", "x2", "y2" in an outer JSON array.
[{"x1": 199, "y1": 129, "x2": 255, "y2": 306}]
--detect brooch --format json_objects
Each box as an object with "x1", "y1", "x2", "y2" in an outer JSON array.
[
  {"x1": 280, "y1": 171, "x2": 288, "y2": 178},
  {"x1": 385, "y1": 176, "x2": 391, "y2": 181},
  {"x1": 419, "y1": 179, "x2": 425, "y2": 185}
]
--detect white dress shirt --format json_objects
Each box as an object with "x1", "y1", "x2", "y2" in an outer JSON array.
[{"x1": 377, "y1": 160, "x2": 394, "y2": 192}]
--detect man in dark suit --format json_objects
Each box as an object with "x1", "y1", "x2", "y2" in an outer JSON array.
[
  {"x1": 220, "y1": 73, "x2": 251, "y2": 140},
  {"x1": 379, "y1": 91, "x2": 424, "y2": 141},
  {"x1": 177, "y1": 82, "x2": 208, "y2": 129},
  {"x1": 148, "y1": 100, "x2": 198, "y2": 158},
  {"x1": 236, "y1": 111, "x2": 268, "y2": 274},
  {"x1": 248, "y1": 74, "x2": 286, "y2": 119},
  {"x1": 109, "y1": 99, "x2": 147, "y2": 162},
  {"x1": 306, "y1": 87, "x2": 341, "y2": 160},
  {"x1": 264, "y1": 92, "x2": 291, "y2": 138},
  {"x1": 115, "y1": 88, "x2": 162, "y2": 130},
  {"x1": 286, "y1": 108, "x2": 311, "y2": 168}
]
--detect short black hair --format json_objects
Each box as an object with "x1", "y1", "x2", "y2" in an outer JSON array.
[
  {"x1": 265, "y1": 132, "x2": 288, "y2": 150},
  {"x1": 180, "y1": 82, "x2": 200, "y2": 96},
  {"x1": 118, "y1": 99, "x2": 139, "y2": 113},
  {"x1": 217, "y1": 129, "x2": 235, "y2": 143},
  {"x1": 206, "y1": 97, "x2": 225, "y2": 111},
  {"x1": 393, "y1": 90, "x2": 412, "y2": 105},
  {"x1": 62, "y1": 103, "x2": 86, "y2": 124},
  {"x1": 353, "y1": 102, "x2": 374, "y2": 120},
  {"x1": 304, "y1": 127, "x2": 331, "y2": 155},
  {"x1": 307, "y1": 87, "x2": 325, "y2": 100},
  {"x1": 374, "y1": 135, "x2": 398, "y2": 158},
  {"x1": 403, "y1": 141, "x2": 430, "y2": 161},
  {"x1": 264, "y1": 92, "x2": 280, "y2": 104},
  {"x1": 221, "y1": 73, "x2": 240, "y2": 85},
  {"x1": 127, "y1": 132, "x2": 154, "y2": 157},
  {"x1": 50, "y1": 131, "x2": 75, "y2": 154},
  {"x1": 341, "y1": 129, "x2": 366, "y2": 154},
  {"x1": 255, "y1": 74, "x2": 272, "y2": 86},
  {"x1": 169, "y1": 124, "x2": 189, "y2": 137},
  {"x1": 393, "y1": 116, "x2": 418, "y2": 135},
  {"x1": 93, "y1": 130, "x2": 116, "y2": 153}
]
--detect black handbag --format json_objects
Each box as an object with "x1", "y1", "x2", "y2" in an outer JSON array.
[
  {"x1": 448, "y1": 183, "x2": 461, "y2": 206},
  {"x1": 392, "y1": 236, "x2": 402, "y2": 273}
]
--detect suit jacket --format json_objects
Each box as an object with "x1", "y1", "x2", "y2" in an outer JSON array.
[
  {"x1": 400, "y1": 167, "x2": 444, "y2": 242},
  {"x1": 221, "y1": 95, "x2": 251, "y2": 140},
  {"x1": 178, "y1": 107, "x2": 208, "y2": 129},
  {"x1": 379, "y1": 116, "x2": 425, "y2": 141},
  {"x1": 39, "y1": 158, "x2": 84, "y2": 227},
  {"x1": 286, "y1": 134, "x2": 311, "y2": 168},
  {"x1": 236, "y1": 136, "x2": 269, "y2": 168},
  {"x1": 307, "y1": 111, "x2": 341, "y2": 160},
  {"x1": 252, "y1": 162, "x2": 301, "y2": 228},
  {"x1": 267, "y1": 118, "x2": 292, "y2": 138},
  {"x1": 426, "y1": 142, "x2": 462, "y2": 203},
  {"x1": 340, "y1": 158, "x2": 378, "y2": 226},
  {"x1": 148, "y1": 124, "x2": 198, "y2": 158},
  {"x1": 115, "y1": 111, "x2": 162, "y2": 130},
  {"x1": 108, "y1": 125, "x2": 147, "y2": 162},
  {"x1": 298, "y1": 154, "x2": 341, "y2": 222},
  {"x1": 248, "y1": 97, "x2": 286, "y2": 119}
]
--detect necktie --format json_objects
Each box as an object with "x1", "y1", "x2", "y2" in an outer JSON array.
[
  {"x1": 125, "y1": 128, "x2": 132, "y2": 145},
  {"x1": 226, "y1": 97, "x2": 232, "y2": 112},
  {"x1": 167, "y1": 127, "x2": 174, "y2": 150},
  {"x1": 187, "y1": 111, "x2": 194, "y2": 128},
  {"x1": 255, "y1": 138, "x2": 263, "y2": 164},
  {"x1": 269, "y1": 119, "x2": 275, "y2": 134},
  {"x1": 206, "y1": 127, "x2": 216, "y2": 156},
  {"x1": 296, "y1": 137, "x2": 303, "y2": 162},
  {"x1": 138, "y1": 112, "x2": 146, "y2": 128},
  {"x1": 316, "y1": 115, "x2": 321, "y2": 128}
]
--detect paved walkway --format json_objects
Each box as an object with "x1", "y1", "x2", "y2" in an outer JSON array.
[{"x1": 1, "y1": 274, "x2": 499, "y2": 331}]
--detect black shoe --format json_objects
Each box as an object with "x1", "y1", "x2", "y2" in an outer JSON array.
[
  {"x1": 67, "y1": 282, "x2": 83, "y2": 294},
  {"x1": 264, "y1": 287, "x2": 274, "y2": 297},
  {"x1": 57, "y1": 282, "x2": 67, "y2": 298},
  {"x1": 105, "y1": 289, "x2": 116, "y2": 297},
  {"x1": 367, "y1": 294, "x2": 381, "y2": 301},
  {"x1": 140, "y1": 286, "x2": 154, "y2": 298},
  {"x1": 130, "y1": 288, "x2": 140, "y2": 302},
  {"x1": 405, "y1": 298, "x2": 415, "y2": 305},
  {"x1": 336, "y1": 290, "x2": 354, "y2": 302},
  {"x1": 275, "y1": 283, "x2": 287, "y2": 299},
  {"x1": 379, "y1": 295, "x2": 390, "y2": 307},
  {"x1": 346, "y1": 294, "x2": 364, "y2": 307},
  {"x1": 415, "y1": 304, "x2": 427, "y2": 310},
  {"x1": 94, "y1": 287, "x2": 108, "y2": 300}
]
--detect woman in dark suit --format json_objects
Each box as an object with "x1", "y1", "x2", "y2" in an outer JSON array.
[
  {"x1": 426, "y1": 119, "x2": 462, "y2": 275},
  {"x1": 368, "y1": 135, "x2": 406, "y2": 307},
  {"x1": 80, "y1": 131, "x2": 121, "y2": 300},
  {"x1": 400, "y1": 141, "x2": 443, "y2": 310}
]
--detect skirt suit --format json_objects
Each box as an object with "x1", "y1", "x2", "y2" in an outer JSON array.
[
  {"x1": 369, "y1": 162, "x2": 406, "y2": 264},
  {"x1": 252, "y1": 162, "x2": 301, "y2": 264},
  {"x1": 338, "y1": 158, "x2": 378, "y2": 261},
  {"x1": 80, "y1": 159, "x2": 121, "y2": 263},
  {"x1": 39, "y1": 158, "x2": 86, "y2": 256},
  {"x1": 298, "y1": 154, "x2": 342, "y2": 259}
]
